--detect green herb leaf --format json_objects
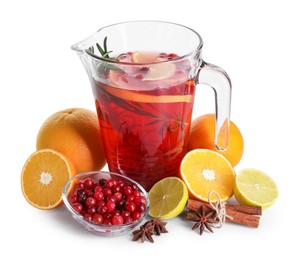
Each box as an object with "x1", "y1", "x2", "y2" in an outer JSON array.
[
  {"x1": 103, "y1": 36, "x2": 108, "y2": 55},
  {"x1": 88, "y1": 36, "x2": 125, "y2": 78},
  {"x1": 88, "y1": 46, "x2": 94, "y2": 54}
]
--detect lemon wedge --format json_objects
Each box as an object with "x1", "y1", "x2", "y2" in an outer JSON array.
[
  {"x1": 131, "y1": 51, "x2": 158, "y2": 63},
  {"x1": 143, "y1": 62, "x2": 176, "y2": 81}
]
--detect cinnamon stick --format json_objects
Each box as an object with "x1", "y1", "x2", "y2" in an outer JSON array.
[
  {"x1": 227, "y1": 204, "x2": 262, "y2": 216},
  {"x1": 187, "y1": 199, "x2": 262, "y2": 215},
  {"x1": 186, "y1": 199, "x2": 261, "y2": 228}
]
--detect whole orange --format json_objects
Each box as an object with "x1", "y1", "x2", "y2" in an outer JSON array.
[
  {"x1": 36, "y1": 108, "x2": 106, "y2": 173},
  {"x1": 188, "y1": 114, "x2": 244, "y2": 167}
]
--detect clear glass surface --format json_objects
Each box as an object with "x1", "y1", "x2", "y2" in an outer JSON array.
[{"x1": 72, "y1": 21, "x2": 232, "y2": 190}]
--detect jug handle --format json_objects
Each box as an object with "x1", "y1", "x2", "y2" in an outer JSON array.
[{"x1": 195, "y1": 60, "x2": 232, "y2": 151}]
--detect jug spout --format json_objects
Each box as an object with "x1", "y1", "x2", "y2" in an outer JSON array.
[{"x1": 71, "y1": 42, "x2": 90, "y2": 73}]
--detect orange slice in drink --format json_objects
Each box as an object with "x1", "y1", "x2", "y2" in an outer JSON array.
[
  {"x1": 103, "y1": 82, "x2": 193, "y2": 103},
  {"x1": 180, "y1": 149, "x2": 235, "y2": 202},
  {"x1": 108, "y1": 70, "x2": 194, "y2": 103},
  {"x1": 21, "y1": 149, "x2": 76, "y2": 210}
]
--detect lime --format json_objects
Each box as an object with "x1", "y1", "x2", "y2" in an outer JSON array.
[
  {"x1": 234, "y1": 168, "x2": 278, "y2": 209},
  {"x1": 148, "y1": 177, "x2": 188, "y2": 219}
]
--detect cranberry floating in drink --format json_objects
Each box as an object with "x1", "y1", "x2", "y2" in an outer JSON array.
[{"x1": 72, "y1": 21, "x2": 232, "y2": 191}]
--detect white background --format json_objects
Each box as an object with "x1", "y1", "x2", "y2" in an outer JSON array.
[{"x1": 1, "y1": 0, "x2": 291, "y2": 259}]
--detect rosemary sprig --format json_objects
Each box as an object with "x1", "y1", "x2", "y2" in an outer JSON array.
[{"x1": 88, "y1": 37, "x2": 124, "y2": 78}]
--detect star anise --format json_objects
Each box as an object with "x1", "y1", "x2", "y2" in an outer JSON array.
[
  {"x1": 146, "y1": 219, "x2": 168, "y2": 236},
  {"x1": 132, "y1": 223, "x2": 154, "y2": 243},
  {"x1": 187, "y1": 206, "x2": 217, "y2": 235}
]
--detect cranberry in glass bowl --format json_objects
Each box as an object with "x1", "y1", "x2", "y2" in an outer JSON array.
[{"x1": 62, "y1": 171, "x2": 149, "y2": 237}]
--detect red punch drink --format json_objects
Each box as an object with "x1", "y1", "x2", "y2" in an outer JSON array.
[
  {"x1": 72, "y1": 21, "x2": 232, "y2": 191},
  {"x1": 92, "y1": 52, "x2": 195, "y2": 190}
]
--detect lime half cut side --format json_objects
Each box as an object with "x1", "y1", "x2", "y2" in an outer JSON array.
[
  {"x1": 234, "y1": 168, "x2": 279, "y2": 209},
  {"x1": 149, "y1": 177, "x2": 188, "y2": 220}
]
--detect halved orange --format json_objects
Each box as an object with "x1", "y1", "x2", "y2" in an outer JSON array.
[
  {"x1": 180, "y1": 149, "x2": 235, "y2": 202},
  {"x1": 21, "y1": 149, "x2": 76, "y2": 210}
]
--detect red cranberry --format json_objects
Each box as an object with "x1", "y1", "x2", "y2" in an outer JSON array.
[
  {"x1": 140, "y1": 67, "x2": 149, "y2": 72},
  {"x1": 103, "y1": 212, "x2": 113, "y2": 220},
  {"x1": 94, "y1": 191, "x2": 104, "y2": 201},
  {"x1": 76, "y1": 189, "x2": 87, "y2": 203},
  {"x1": 159, "y1": 52, "x2": 167, "y2": 58},
  {"x1": 112, "y1": 215, "x2": 124, "y2": 225},
  {"x1": 136, "y1": 202, "x2": 146, "y2": 213},
  {"x1": 130, "y1": 183, "x2": 139, "y2": 191},
  {"x1": 113, "y1": 192, "x2": 123, "y2": 201},
  {"x1": 105, "y1": 178, "x2": 117, "y2": 188},
  {"x1": 92, "y1": 213, "x2": 103, "y2": 224},
  {"x1": 84, "y1": 213, "x2": 92, "y2": 221},
  {"x1": 103, "y1": 188, "x2": 112, "y2": 196},
  {"x1": 121, "y1": 211, "x2": 131, "y2": 218},
  {"x1": 85, "y1": 197, "x2": 96, "y2": 207},
  {"x1": 87, "y1": 206, "x2": 97, "y2": 215},
  {"x1": 112, "y1": 209, "x2": 121, "y2": 216},
  {"x1": 168, "y1": 53, "x2": 178, "y2": 59},
  {"x1": 106, "y1": 201, "x2": 116, "y2": 212},
  {"x1": 103, "y1": 219, "x2": 112, "y2": 225},
  {"x1": 131, "y1": 211, "x2": 141, "y2": 220},
  {"x1": 117, "y1": 180, "x2": 125, "y2": 188},
  {"x1": 106, "y1": 195, "x2": 117, "y2": 203},
  {"x1": 94, "y1": 185, "x2": 103, "y2": 192},
  {"x1": 123, "y1": 216, "x2": 133, "y2": 224},
  {"x1": 112, "y1": 185, "x2": 121, "y2": 192},
  {"x1": 132, "y1": 190, "x2": 141, "y2": 197},
  {"x1": 123, "y1": 186, "x2": 132, "y2": 196},
  {"x1": 72, "y1": 203, "x2": 83, "y2": 213},
  {"x1": 76, "y1": 182, "x2": 85, "y2": 189},
  {"x1": 96, "y1": 200, "x2": 105, "y2": 208},
  {"x1": 116, "y1": 199, "x2": 126, "y2": 211},
  {"x1": 99, "y1": 178, "x2": 107, "y2": 187},
  {"x1": 86, "y1": 189, "x2": 94, "y2": 197},
  {"x1": 126, "y1": 194, "x2": 135, "y2": 202},
  {"x1": 84, "y1": 177, "x2": 94, "y2": 189},
  {"x1": 125, "y1": 201, "x2": 136, "y2": 212},
  {"x1": 98, "y1": 205, "x2": 108, "y2": 214},
  {"x1": 135, "y1": 74, "x2": 143, "y2": 79},
  {"x1": 134, "y1": 195, "x2": 147, "y2": 205},
  {"x1": 76, "y1": 188, "x2": 86, "y2": 196},
  {"x1": 69, "y1": 194, "x2": 78, "y2": 204}
]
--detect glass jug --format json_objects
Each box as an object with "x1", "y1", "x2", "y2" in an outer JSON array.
[{"x1": 72, "y1": 21, "x2": 231, "y2": 191}]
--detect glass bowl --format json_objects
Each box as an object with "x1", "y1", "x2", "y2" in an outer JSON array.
[{"x1": 62, "y1": 171, "x2": 150, "y2": 237}]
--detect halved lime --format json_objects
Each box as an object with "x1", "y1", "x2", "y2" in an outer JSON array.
[
  {"x1": 149, "y1": 177, "x2": 188, "y2": 219},
  {"x1": 234, "y1": 168, "x2": 279, "y2": 209}
]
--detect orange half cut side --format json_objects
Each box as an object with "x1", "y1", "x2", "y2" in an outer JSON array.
[{"x1": 21, "y1": 149, "x2": 76, "y2": 210}]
